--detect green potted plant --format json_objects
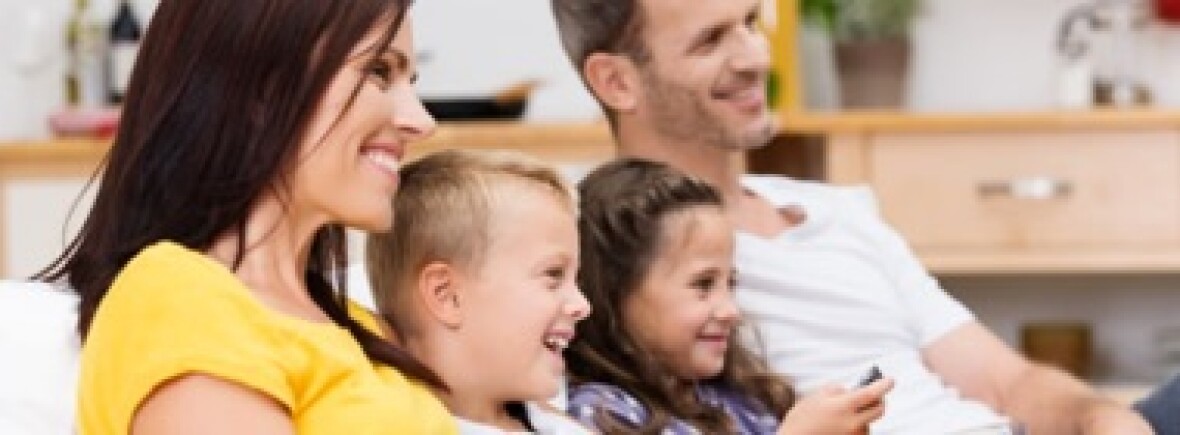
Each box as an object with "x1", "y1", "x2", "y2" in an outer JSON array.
[{"x1": 802, "y1": 0, "x2": 921, "y2": 109}]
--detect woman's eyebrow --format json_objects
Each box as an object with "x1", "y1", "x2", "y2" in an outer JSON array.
[{"x1": 349, "y1": 45, "x2": 411, "y2": 71}]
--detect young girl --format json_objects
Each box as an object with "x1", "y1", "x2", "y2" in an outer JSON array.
[
  {"x1": 568, "y1": 158, "x2": 894, "y2": 434},
  {"x1": 366, "y1": 149, "x2": 593, "y2": 434}
]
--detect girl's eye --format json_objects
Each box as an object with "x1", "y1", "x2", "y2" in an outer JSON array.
[
  {"x1": 365, "y1": 59, "x2": 394, "y2": 88},
  {"x1": 692, "y1": 276, "x2": 716, "y2": 293}
]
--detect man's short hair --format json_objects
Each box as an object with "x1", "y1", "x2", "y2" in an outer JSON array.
[{"x1": 550, "y1": 0, "x2": 651, "y2": 74}]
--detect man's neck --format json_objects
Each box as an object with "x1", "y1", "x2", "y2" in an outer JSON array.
[{"x1": 615, "y1": 126, "x2": 745, "y2": 204}]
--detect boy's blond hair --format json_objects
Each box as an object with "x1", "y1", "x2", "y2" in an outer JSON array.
[{"x1": 365, "y1": 149, "x2": 574, "y2": 338}]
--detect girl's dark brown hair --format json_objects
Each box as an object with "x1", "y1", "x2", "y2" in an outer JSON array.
[
  {"x1": 570, "y1": 158, "x2": 795, "y2": 434},
  {"x1": 34, "y1": 0, "x2": 443, "y2": 389}
]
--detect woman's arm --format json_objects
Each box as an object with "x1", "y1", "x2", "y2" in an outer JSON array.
[{"x1": 132, "y1": 374, "x2": 294, "y2": 435}]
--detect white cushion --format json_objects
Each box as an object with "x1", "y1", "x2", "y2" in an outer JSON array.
[
  {"x1": 0, "y1": 280, "x2": 80, "y2": 435},
  {"x1": 346, "y1": 263, "x2": 377, "y2": 311}
]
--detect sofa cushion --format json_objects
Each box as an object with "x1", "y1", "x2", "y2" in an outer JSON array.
[{"x1": 0, "y1": 280, "x2": 79, "y2": 435}]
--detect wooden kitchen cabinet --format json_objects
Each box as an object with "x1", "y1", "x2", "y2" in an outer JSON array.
[
  {"x1": 868, "y1": 130, "x2": 1180, "y2": 251},
  {"x1": 779, "y1": 110, "x2": 1180, "y2": 274}
]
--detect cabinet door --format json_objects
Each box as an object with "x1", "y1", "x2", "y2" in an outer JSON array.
[{"x1": 868, "y1": 130, "x2": 1180, "y2": 250}]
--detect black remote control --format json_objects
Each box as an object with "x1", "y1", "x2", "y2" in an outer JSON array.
[{"x1": 857, "y1": 366, "x2": 883, "y2": 388}]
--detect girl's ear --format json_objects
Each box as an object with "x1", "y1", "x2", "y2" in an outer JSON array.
[
  {"x1": 416, "y1": 261, "x2": 463, "y2": 328},
  {"x1": 583, "y1": 52, "x2": 642, "y2": 113}
]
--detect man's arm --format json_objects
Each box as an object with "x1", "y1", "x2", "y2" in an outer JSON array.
[{"x1": 923, "y1": 321, "x2": 1151, "y2": 434}]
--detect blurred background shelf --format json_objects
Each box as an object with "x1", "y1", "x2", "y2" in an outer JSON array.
[{"x1": 0, "y1": 121, "x2": 614, "y2": 166}]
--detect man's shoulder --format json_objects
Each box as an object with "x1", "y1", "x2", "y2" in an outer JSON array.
[{"x1": 741, "y1": 174, "x2": 877, "y2": 211}]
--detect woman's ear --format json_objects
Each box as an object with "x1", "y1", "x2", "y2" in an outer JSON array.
[
  {"x1": 416, "y1": 261, "x2": 463, "y2": 329},
  {"x1": 583, "y1": 52, "x2": 641, "y2": 113}
]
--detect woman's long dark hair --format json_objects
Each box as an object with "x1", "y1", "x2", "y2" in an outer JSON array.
[
  {"x1": 570, "y1": 158, "x2": 795, "y2": 434},
  {"x1": 35, "y1": 0, "x2": 443, "y2": 389}
]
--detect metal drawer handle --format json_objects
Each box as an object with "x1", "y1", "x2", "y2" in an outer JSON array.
[{"x1": 977, "y1": 177, "x2": 1073, "y2": 200}]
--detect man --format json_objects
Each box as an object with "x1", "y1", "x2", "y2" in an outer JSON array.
[{"x1": 549, "y1": 0, "x2": 1152, "y2": 433}]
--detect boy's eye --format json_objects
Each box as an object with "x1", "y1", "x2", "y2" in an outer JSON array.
[{"x1": 545, "y1": 267, "x2": 566, "y2": 288}]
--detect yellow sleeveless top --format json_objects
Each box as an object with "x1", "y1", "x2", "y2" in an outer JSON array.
[{"x1": 76, "y1": 241, "x2": 456, "y2": 434}]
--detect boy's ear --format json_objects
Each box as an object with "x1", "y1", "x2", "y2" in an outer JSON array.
[
  {"x1": 583, "y1": 53, "x2": 641, "y2": 114},
  {"x1": 417, "y1": 261, "x2": 464, "y2": 328}
]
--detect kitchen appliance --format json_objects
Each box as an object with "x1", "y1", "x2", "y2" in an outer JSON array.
[
  {"x1": 421, "y1": 80, "x2": 536, "y2": 121},
  {"x1": 1056, "y1": 0, "x2": 1153, "y2": 108},
  {"x1": 0, "y1": 0, "x2": 71, "y2": 141},
  {"x1": 1157, "y1": 0, "x2": 1180, "y2": 22}
]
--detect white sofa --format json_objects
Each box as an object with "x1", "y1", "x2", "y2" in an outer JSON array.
[{"x1": 0, "y1": 280, "x2": 79, "y2": 435}]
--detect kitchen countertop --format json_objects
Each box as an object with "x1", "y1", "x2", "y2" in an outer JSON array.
[
  {"x1": 0, "y1": 121, "x2": 615, "y2": 166},
  {"x1": 779, "y1": 109, "x2": 1180, "y2": 134}
]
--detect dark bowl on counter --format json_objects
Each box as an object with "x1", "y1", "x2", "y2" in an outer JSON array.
[{"x1": 422, "y1": 97, "x2": 527, "y2": 121}]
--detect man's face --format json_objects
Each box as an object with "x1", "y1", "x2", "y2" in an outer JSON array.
[{"x1": 633, "y1": 0, "x2": 775, "y2": 151}]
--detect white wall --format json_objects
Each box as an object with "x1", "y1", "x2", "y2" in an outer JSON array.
[
  {"x1": 3, "y1": 179, "x2": 93, "y2": 277},
  {"x1": 908, "y1": 0, "x2": 1180, "y2": 111}
]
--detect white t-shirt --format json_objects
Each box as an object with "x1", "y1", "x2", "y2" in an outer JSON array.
[
  {"x1": 455, "y1": 402, "x2": 593, "y2": 435},
  {"x1": 736, "y1": 176, "x2": 1011, "y2": 434}
]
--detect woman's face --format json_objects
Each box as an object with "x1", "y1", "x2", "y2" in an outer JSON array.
[{"x1": 293, "y1": 16, "x2": 435, "y2": 232}]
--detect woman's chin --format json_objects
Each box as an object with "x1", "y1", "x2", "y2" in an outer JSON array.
[{"x1": 338, "y1": 209, "x2": 393, "y2": 233}]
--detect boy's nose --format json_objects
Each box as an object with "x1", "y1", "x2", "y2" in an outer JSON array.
[{"x1": 566, "y1": 286, "x2": 592, "y2": 321}]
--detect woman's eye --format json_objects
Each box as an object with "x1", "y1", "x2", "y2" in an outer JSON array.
[{"x1": 365, "y1": 59, "x2": 393, "y2": 88}]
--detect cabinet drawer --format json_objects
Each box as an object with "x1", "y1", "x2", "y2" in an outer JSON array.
[{"x1": 869, "y1": 130, "x2": 1180, "y2": 250}]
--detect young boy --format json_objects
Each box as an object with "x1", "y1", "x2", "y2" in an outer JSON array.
[{"x1": 366, "y1": 149, "x2": 592, "y2": 434}]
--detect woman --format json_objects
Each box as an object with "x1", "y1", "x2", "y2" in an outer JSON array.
[{"x1": 35, "y1": 0, "x2": 456, "y2": 433}]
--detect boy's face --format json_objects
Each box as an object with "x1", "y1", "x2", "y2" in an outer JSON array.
[
  {"x1": 459, "y1": 181, "x2": 589, "y2": 400},
  {"x1": 624, "y1": 206, "x2": 739, "y2": 380},
  {"x1": 629, "y1": 0, "x2": 774, "y2": 150}
]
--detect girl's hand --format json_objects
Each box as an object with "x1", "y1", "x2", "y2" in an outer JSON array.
[{"x1": 776, "y1": 378, "x2": 894, "y2": 435}]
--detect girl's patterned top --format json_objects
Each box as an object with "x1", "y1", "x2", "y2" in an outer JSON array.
[{"x1": 567, "y1": 382, "x2": 780, "y2": 434}]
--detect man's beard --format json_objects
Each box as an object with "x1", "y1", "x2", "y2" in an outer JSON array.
[{"x1": 641, "y1": 69, "x2": 774, "y2": 151}]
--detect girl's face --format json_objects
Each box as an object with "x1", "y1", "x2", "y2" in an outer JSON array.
[
  {"x1": 293, "y1": 17, "x2": 436, "y2": 232},
  {"x1": 461, "y1": 182, "x2": 591, "y2": 400},
  {"x1": 624, "y1": 206, "x2": 739, "y2": 380}
]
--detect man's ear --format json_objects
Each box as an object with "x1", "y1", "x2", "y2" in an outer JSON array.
[
  {"x1": 416, "y1": 261, "x2": 463, "y2": 328},
  {"x1": 583, "y1": 52, "x2": 641, "y2": 113}
]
